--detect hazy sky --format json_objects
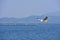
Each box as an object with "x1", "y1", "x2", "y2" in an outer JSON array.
[{"x1": 0, "y1": 0, "x2": 60, "y2": 18}]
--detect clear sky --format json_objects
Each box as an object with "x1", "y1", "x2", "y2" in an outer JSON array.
[{"x1": 0, "y1": 0, "x2": 60, "y2": 18}]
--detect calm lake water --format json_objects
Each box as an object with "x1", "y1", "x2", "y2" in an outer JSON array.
[{"x1": 0, "y1": 24, "x2": 60, "y2": 40}]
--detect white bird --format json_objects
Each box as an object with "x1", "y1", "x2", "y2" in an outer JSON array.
[{"x1": 38, "y1": 16, "x2": 48, "y2": 23}]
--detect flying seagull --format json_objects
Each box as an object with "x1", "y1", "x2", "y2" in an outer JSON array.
[
  {"x1": 37, "y1": 16, "x2": 48, "y2": 23},
  {"x1": 40, "y1": 16, "x2": 48, "y2": 22}
]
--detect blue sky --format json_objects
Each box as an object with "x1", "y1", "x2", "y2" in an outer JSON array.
[{"x1": 0, "y1": 0, "x2": 60, "y2": 18}]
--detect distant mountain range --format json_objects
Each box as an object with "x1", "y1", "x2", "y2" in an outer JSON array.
[{"x1": 0, "y1": 11, "x2": 60, "y2": 24}]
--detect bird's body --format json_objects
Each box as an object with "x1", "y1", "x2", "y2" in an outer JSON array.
[
  {"x1": 40, "y1": 16, "x2": 48, "y2": 23},
  {"x1": 38, "y1": 16, "x2": 48, "y2": 23}
]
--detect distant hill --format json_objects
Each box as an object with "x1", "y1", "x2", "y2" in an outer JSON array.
[
  {"x1": 0, "y1": 16, "x2": 40, "y2": 24},
  {"x1": 0, "y1": 11, "x2": 60, "y2": 24}
]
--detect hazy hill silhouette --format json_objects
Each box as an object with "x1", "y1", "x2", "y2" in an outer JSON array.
[{"x1": 0, "y1": 11, "x2": 60, "y2": 24}]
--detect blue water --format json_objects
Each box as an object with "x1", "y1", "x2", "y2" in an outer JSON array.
[{"x1": 0, "y1": 24, "x2": 60, "y2": 40}]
